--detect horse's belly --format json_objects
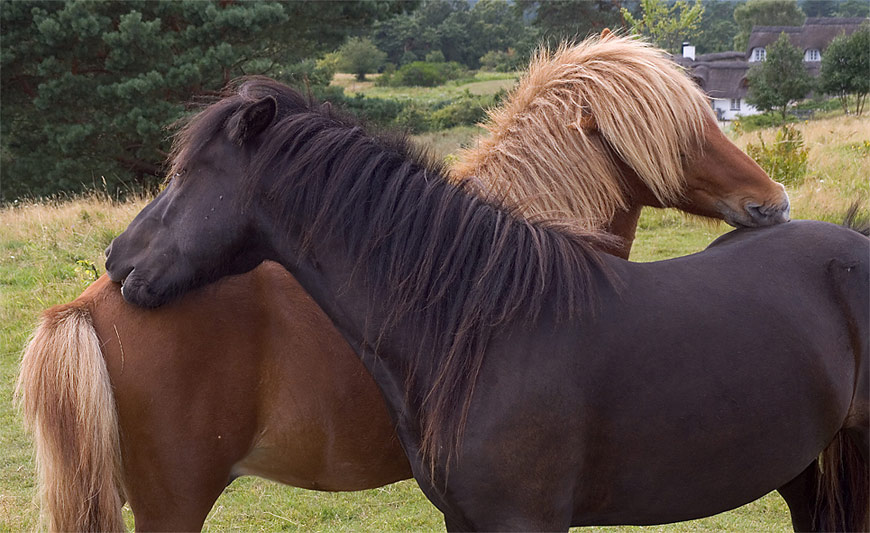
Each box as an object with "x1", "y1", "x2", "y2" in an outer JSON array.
[
  {"x1": 230, "y1": 416, "x2": 410, "y2": 491},
  {"x1": 230, "y1": 344, "x2": 412, "y2": 491}
]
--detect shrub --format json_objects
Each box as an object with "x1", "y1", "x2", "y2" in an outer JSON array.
[
  {"x1": 731, "y1": 112, "x2": 798, "y2": 134},
  {"x1": 793, "y1": 96, "x2": 841, "y2": 113},
  {"x1": 395, "y1": 62, "x2": 445, "y2": 86},
  {"x1": 310, "y1": 86, "x2": 406, "y2": 127},
  {"x1": 745, "y1": 124, "x2": 809, "y2": 186},
  {"x1": 343, "y1": 93, "x2": 406, "y2": 124},
  {"x1": 425, "y1": 50, "x2": 446, "y2": 63},
  {"x1": 429, "y1": 94, "x2": 491, "y2": 129},
  {"x1": 315, "y1": 52, "x2": 341, "y2": 83},
  {"x1": 400, "y1": 50, "x2": 418, "y2": 65},
  {"x1": 394, "y1": 105, "x2": 433, "y2": 133},
  {"x1": 311, "y1": 87, "x2": 499, "y2": 133},
  {"x1": 280, "y1": 58, "x2": 335, "y2": 89},
  {"x1": 479, "y1": 49, "x2": 523, "y2": 72},
  {"x1": 387, "y1": 61, "x2": 466, "y2": 87}
]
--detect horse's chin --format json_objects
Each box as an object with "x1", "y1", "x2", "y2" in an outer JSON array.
[{"x1": 120, "y1": 269, "x2": 180, "y2": 309}]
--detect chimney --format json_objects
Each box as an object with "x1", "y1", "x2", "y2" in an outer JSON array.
[{"x1": 682, "y1": 42, "x2": 696, "y2": 61}]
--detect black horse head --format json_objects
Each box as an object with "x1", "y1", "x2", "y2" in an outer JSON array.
[{"x1": 106, "y1": 90, "x2": 282, "y2": 307}]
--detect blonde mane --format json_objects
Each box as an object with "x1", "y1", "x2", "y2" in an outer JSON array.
[{"x1": 452, "y1": 34, "x2": 715, "y2": 229}]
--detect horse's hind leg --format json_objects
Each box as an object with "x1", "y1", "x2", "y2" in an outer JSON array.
[
  {"x1": 117, "y1": 399, "x2": 240, "y2": 531},
  {"x1": 777, "y1": 462, "x2": 819, "y2": 532},
  {"x1": 123, "y1": 457, "x2": 229, "y2": 531}
]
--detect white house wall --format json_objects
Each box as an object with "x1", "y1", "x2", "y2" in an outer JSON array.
[{"x1": 711, "y1": 98, "x2": 760, "y2": 121}]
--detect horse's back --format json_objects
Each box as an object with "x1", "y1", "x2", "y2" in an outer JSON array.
[{"x1": 707, "y1": 219, "x2": 869, "y2": 257}]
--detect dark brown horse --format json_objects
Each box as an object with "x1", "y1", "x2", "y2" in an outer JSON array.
[
  {"x1": 100, "y1": 80, "x2": 867, "y2": 531},
  {"x1": 18, "y1": 36, "x2": 793, "y2": 531}
]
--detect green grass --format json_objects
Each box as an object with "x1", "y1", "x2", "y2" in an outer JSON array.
[
  {"x1": 343, "y1": 71, "x2": 517, "y2": 102},
  {"x1": 1, "y1": 196, "x2": 148, "y2": 531},
  {"x1": 198, "y1": 479, "x2": 441, "y2": 532},
  {"x1": 411, "y1": 125, "x2": 483, "y2": 160},
  {"x1": 2, "y1": 113, "x2": 867, "y2": 531}
]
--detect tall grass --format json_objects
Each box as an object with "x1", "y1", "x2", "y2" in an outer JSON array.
[
  {"x1": 731, "y1": 115, "x2": 870, "y2": 222},
  {"x1": 2, "y1": 113, "x2": 867, "y2": 531}
]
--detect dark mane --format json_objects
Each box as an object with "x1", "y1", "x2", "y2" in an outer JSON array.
[{"x1": 171, "y1": 78, "x2": 613, "y2": 476}]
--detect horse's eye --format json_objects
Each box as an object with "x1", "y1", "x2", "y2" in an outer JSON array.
[{"x1": 162, "y1": 169, "x2": 186, "y2": 191}]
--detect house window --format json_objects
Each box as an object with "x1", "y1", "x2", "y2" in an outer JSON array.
[
  {"x1": 730, "y1": 99, "x2": 741, "y2": 111},
  {"x1": 805, "y1": 48, "x2": 820, "y2": 62},
  {"x1": 751, "y1": 48, "x2": 766, "y2": 62}
]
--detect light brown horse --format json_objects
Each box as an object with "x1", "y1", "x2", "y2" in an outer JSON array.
[{"x1": 17, "y1": 35, "x2": 789, "y2": 531}]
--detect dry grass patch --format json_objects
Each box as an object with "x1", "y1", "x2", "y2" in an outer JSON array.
[
  {"x1": 330, "y1": 72, "x2": 381, "y2": 93},
  {"x1": 731, "y1": 115, "x2": 869, "y2": 221}
]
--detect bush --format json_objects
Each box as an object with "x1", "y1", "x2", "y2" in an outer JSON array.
[
  {"x1": 343, "y1": 93, "x2": 406, "y2": 124},
  {"x1": 400, "y1": 50, "x2": 418, "y2": 65},
  {"x1": 310, "y1": 86, "x2": 405, "y2": 127},
  {"x1": 745, "y1": 124, "x2": 809, "y2": 186},
  {"x1": 385, "y1": 61, "x2": 467, "y2": 87},
  {"x1": 394, "y1": 105, "x2": 432, "y2": 133},
  {"x1": 479, "y1": 49, "x2": 523, "y2": 72},
  {"x1": 280, "y1": 58, "x2": 335, "y2": 89},
  {"x1": 731, "y1": 112, "x2": 797, "y2": 133},
  {"x1": 315, "y1": 52, "x2": 341, "y2": 82},
  {"x1": 311, "y1": 86, "x2": 499, "y2": 133},
  {"x1": 429, "y1": 93, "x2": 494, "y2": 129},
  {"x1": 425, "y1": 50, "x2": 446, "y2": 63},
  {"x1": 793, "y1": 96, "x2": 841, "y2": 113}
]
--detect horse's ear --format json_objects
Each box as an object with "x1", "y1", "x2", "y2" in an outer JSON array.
[
  {"x1": 574, "y1": 108, "x2": 598, "y2": 133},
  {"x1": 601, "y1": 28, "x2": 614, "y2": 41},
  {"x1": 230, "y1": 95, "x2": 278, "y2": 144}
]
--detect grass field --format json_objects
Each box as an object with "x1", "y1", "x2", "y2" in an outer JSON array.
[
  {"x1": 1, "y1": 113, "x2": 867, "y2": 531},
  {"x1": 332, "y1": 70, "x2": 518, "y2": 102}
]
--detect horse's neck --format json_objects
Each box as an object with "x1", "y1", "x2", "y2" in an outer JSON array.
[
  {"x1": 264, "y1": 219, "x2": 417, "y2": 376},
  {"x1": 271, "y1": 237, "x2": 374, "y2": 341},
  {"x1": 453, "y1": 129, "x2": 626, "y2": 230},
  {"x1": 602, "y1": 204, "x2": 642, "y2": 259},
  {"x1": 266, "y1": 224, "x2": 434, "y2": 473}
]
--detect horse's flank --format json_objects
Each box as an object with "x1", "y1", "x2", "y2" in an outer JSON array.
[{"x1": 453, "y1": 34, "x2": 713, "y2": 228}]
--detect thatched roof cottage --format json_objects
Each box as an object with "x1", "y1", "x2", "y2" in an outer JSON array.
[{"x1": 675, "y1": 17, "x2": 866, "y2": 121}]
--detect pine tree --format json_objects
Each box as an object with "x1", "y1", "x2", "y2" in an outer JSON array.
[{"x1": 0, "y1": 0, "x2": 396, "y2": 201}]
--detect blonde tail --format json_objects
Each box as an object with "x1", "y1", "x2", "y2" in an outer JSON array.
[{"x1": 15, "y1": 305, "x2": 125, "y2": 532}]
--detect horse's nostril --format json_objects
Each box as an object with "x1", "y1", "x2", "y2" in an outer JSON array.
[
  {"x1": 746, "y1": 203, "x2": 789, "y2": 226},
  {"x1": 746, "y1": 204, "x2": 765, "y2": 220},
  {"x1": 105, "y1": 243, "x2": 113, "y2": 258}
]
